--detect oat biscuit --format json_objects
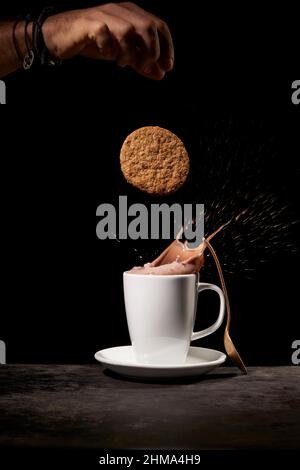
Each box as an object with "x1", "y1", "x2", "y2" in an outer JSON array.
[{"x1": 120, "y1": 126, "x2": 190, "y2": 195}]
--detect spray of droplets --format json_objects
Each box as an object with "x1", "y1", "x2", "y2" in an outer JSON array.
[
  {"x1": 191, "y1": 121, "x2": 300, "y2": 279},
  {"x1": 203, "y1": 195, "x2": 298, "y2": 278}
]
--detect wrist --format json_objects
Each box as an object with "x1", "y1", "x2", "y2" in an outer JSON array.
[
  {"x1": 12, "y1": 8, "x2": 62, "y2": 70},
  {"x1": 41, "y1": 15, "x2": 59, "y2": 58},
  {"x1": 33, "y1": 8, "x2": 63, "y2": 65}
]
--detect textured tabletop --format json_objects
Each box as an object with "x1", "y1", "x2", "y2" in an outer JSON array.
[{"x1": 0, "y1": 365, "x2": 299, "y2": 450}]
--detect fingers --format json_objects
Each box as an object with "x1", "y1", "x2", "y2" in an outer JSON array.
[
  {"x1": 114, "y1": 23, "x2": 138, "y2": 68},
  {"x1": 156, "y1": 20, "x2": 174, "y2": 72},
  {"x1": 133, "y1": 61, "x2": 165, "y2": 81},
  {"x1": 79, "y1": 3, "x2": 174, "y2": 80},
  {"x1": 86, "y1": 21, "x2": 119, "y2": 60},
  {"x1": 120, "y1": 2, "x2": 174, "y2": 72},
  {"x1": 98, "y1": 3, "x2": 161, "y2": 70},
  {"x1": 91, "y1": 8, "x2": 139, "y2": 68}
]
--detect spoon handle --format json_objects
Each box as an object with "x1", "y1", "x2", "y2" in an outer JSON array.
[{"x1": 204, "y1": 238, "x2": 248, "y2": 375}]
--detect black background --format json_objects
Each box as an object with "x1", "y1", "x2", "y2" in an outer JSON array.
[{"x1": 1, "y1": 1, "x2": 299, "y2": 366}]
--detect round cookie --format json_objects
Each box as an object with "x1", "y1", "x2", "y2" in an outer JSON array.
[{"x1": 120, "y1": 126, "x2": 190, "y2": 195}]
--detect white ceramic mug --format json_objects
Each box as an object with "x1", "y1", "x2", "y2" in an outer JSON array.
[{"x1": 123, "y1": 272, "x2": 225, "y2": 365}]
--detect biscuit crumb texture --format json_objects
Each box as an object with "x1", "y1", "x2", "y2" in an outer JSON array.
[{"x1": 120, "y1": 126, "x2": 190, "y2": 195}]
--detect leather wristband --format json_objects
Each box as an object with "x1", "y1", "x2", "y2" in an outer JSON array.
[{"x1": 32, "y1": 7, "x2": 62, "y2": 66}]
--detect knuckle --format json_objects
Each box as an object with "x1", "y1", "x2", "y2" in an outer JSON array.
[
  {"x1": 121, "y1": 2, "x2": 135, "y2": 7},
  {"x1": 93, "y1": 22, "x2": 108, "y2": 36},
  {"x1": 120, "y1": 23, "x2": 135, "y2": 39},
  {"x1": 88, "y1": 21, "x2": 108, "y2": 42},
  {"x1": 102, "y1": 2, "x2": 114, "y2": 9},
  {"x1": 156, "y1": 19, "x2": 168, "y2": 33}
]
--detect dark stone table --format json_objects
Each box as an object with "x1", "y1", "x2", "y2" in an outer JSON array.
[{"x1": 0, "y1": 365, "x2": 299, "y2": 451}]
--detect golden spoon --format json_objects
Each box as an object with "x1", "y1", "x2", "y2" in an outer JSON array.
[{"x1": 203, "y1": 238, "x2": 247, "y2": 374}]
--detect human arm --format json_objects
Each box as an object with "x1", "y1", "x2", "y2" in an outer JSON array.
[
  {"x1": 0, "y1": 20, "x2": 33, "y2": 78},
  {"x1": 0, "y1": 2, "x2": 174, "y2": 80}
]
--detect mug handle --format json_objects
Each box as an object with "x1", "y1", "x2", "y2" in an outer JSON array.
[{"x1": 191, "y1": 283, "x2": 225, "y2": 341}]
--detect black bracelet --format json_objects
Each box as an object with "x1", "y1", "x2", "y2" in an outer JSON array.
[
  {"x1": 12, "y1": 14, "x2": 35, "y2": 70},
  {"x1": 12, "y1": 8, "x2": 62, "y2": 71},
  {"x1": 33, "y1": 7, "x2": 62, "y2": 66},
  {"x1": 23, "y1": 13, "x2": 35, "y2": 70},
  {"x1": 12, "y1": 16, "x2": 24, "y2": 64}
]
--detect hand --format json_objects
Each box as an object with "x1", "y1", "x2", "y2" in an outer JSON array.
[{"x1": 42, "y1": 2, "x2": 174, "y2": 80}]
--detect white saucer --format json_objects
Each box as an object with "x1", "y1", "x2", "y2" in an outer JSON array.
[{"x1": 94, "y1": 346, "x2": 226, "y2": 379}]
